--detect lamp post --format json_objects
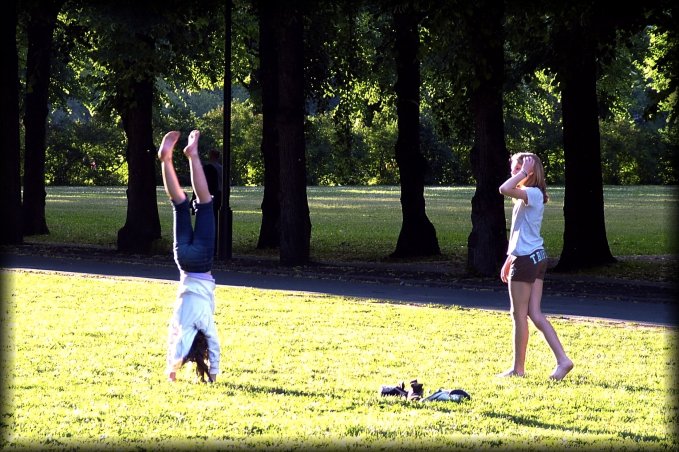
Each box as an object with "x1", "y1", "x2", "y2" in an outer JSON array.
[{"x1": 218, "y1": 0, "x2": 233, "y2": 260}]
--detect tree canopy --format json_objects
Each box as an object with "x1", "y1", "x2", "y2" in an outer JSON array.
[{"x1": 8, "y1": 0, "x2": 677, "y2": 271}]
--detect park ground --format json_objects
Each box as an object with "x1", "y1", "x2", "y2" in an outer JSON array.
[{"x1": 2, "y1": 242, "x2": 676, "y2": 308}]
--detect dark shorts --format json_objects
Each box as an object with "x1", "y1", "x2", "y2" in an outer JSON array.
[{"x1": 509, "y1": 249, "x2": 547, "y2": 283}]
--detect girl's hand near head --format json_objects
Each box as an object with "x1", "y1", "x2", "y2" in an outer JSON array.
[{"x1": 521, "y1": 156, "x2": 535, "y2": 175}]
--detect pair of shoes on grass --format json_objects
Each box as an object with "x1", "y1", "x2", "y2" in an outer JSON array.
[
  {"x1": 381, "y1": 379, "x2": 470, "y2": 402},
  {"x1": 379, "y1": 379, "x2": 423, "y2": 400}
]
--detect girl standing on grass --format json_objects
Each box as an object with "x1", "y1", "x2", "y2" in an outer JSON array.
[
  {"x1": 158, "y1": 129, "x2": 220, "y2": 383},
  {"x1": 498, "y1": 152, "x2": 573, "y2": 380}
]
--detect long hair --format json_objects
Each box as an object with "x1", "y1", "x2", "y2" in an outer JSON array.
[
  {"x1": 182, "y1": 331, "x2": 210, "y2": 382},
  {"x1": 511, "y1": 152, "x2": 549, "y2": 204}
]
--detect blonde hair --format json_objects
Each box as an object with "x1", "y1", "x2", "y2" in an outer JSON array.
[{"x1": 511, "y1": 152, "x2": 548, "y2": 204}]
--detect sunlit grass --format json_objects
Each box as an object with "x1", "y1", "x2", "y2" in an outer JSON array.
[
  {"x1": 23, "y1": 185, "x2": 677, "y2": 266},
  {"x1": 2, "y1": 270, "x2": 676, "y2": 449}
]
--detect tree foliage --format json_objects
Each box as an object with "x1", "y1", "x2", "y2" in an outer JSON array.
[
  {"x1": 11, "y1": 0, "x2": 677, "y2": 267},
  {"x1": 41, "y1": 14, "x2": 676, "y2": 188}
]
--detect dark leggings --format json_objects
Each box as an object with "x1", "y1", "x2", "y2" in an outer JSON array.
[{"x1": 172, "y1": 196, "x2": 214, "y2": 273}]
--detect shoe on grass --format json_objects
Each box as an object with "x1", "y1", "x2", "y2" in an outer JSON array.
[
  {"x1": 380, "y1": 381, "x2": 407, "y2": 397},
  {"x1": 408, "y1": 379, "x2": 424, "y2": 401}
]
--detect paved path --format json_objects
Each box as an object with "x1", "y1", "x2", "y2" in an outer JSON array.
[{"x1": 3, "y1": 252, "x2": 676, "y2": 328}]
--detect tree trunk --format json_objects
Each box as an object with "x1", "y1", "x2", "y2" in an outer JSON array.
[
  {"x1": 554, "y1": 23, "x2": 616, "y2": 271},
  {"x1": 256, "y1": 0, "x2": 281, "y2": 249},
  {"x1": 391, "y1": 3, "x2": 440, "y2": 258},
  {"x1": 0, "y1": 0, "x2": 23, "y2": 245},
  {"x1": 274, "y1": 1, "x2": 311, "y2": 265},
  {"x1": 466, "y1": 0, "x2": 509, "y2": 276},
  {"x1": 21, "y1": 0, "x2": 63, "y2": 236},
  {"x1": 116, "y1": 79, "x2": 161, "y2": 253}
]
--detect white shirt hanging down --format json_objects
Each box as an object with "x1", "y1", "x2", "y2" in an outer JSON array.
[{"x1": 166, "y1": 272, "x2": 220, "y2": 376}]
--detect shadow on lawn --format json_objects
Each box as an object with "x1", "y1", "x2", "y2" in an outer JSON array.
[
  {"x1": 221, "y1": 381, "x2": 340, "y2": 400},
  {"x1": 483, "y1": 411, "x2": 667, "y2": 444}
]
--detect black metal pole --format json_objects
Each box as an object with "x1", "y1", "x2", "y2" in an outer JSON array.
[{"x1": 218, "y1": 0, "x2": 233, "y2": 260}]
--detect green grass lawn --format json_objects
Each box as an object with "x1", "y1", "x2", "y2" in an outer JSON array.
[
  {"x1": 2, "y1": 270, "x2": 676, "y2": 450},
  {"x1": 24, "y1": 185, "x2": 677, "y2": 260},
  {"x1": 20, "y1": 185, "x2": 677, "y2": 282}
]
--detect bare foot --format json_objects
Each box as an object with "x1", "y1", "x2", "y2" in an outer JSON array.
[
  {"x1": 158, "y1": 131, "x2": 180, "y2": 161},
  {"x1": 183, "y1": 129, "x2": 200, "y2": 158},
  {"x1": 549, "y1": 359, "x2": 574, "y2": 381},
  {"x1": 497, "y1": 369, "x2": 524, "y2": 378},
  {"x1": 168, "y1": 371, "x2": 176, "y2": 382}
]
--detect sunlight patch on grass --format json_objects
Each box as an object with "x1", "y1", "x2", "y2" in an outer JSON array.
[{"x1": 2, "y1": 270, "x2": 676, "y2": 449}]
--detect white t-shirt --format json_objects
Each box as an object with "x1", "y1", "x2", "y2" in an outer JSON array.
[
  {"x1": 166, "y1": 272, "x2": 220, "y2": 376},
  {"x1": 507, "y1": 186, "x2": 545, "y2": 256}
]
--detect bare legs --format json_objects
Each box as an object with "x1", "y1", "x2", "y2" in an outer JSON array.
[
  {"x1": 158, "y1": 130, "x2": 212, "y2": 204},
  {"x1": 527, "y1": 279, "x2": 574, "y2": 380},
  {"x1": 183, "y1": 130, "x2": 212, "y2": 204},
  {"x1": 497, "y1": 281, "x2": 530, "y2": 377},
  {"x1": 158, "y1": 131, "x2": 185, "y2": 204},
  {"x1": 500, "y1": 279, "x2": 574, "y2": 380}
]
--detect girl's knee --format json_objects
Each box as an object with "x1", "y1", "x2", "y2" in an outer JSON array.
[
  {"x1": 510, "y1": 306, "x2": 528, "y2": 320},
  {"x1": 529, "y1": 314, "x2": 549, "y2": 330}
]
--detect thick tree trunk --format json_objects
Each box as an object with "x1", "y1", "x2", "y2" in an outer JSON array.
[
  {"x1": 0, "y1": 0, "x2": 23, "y2": 245},
  {"x1": 21, "y1": 1, "x2": 62, "y2": 236},
  {"x1": 391, "y1": 4, "x2": 440, "y2": 258},
  {"x1": 466, "y1": 0, "x2": 508, "y2": 276},
  {"x1": 274, "y1": 1, "x2": 311, "y2": 265},
  {"x1": 555, "y1": 24, "x2": 616, "y2": 271},
  {"x1": 256, "y1": 0, "x2": 281, "y2": 249},
  {"x1": 116, "y1": 79, "x2": 161, "y2": 253}
]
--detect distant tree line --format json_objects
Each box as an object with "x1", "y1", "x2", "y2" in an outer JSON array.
[{"x1": 2, "y1": 0, "x2": 676, "y2": 275}]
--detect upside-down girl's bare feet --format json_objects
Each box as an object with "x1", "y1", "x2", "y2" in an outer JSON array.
[
  {"x1": 549, "y1": 359, "x2": 574, "y2": 381},
  {"x1": 158, "y1": 131, "x2": 180, "y2": 161},
  {"x1": 183, "y1": 129, "x2": 200, "y2": 158}
]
